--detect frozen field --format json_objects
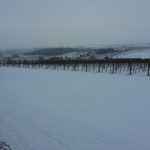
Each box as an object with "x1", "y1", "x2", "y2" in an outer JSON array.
[{"x1": 0, "y1": 67, "x2": 150, "y2": 150}]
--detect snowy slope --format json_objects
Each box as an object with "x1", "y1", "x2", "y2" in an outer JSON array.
[
  {"x1": 114, "y1": 48, "x2": 150, "y2": 58},
  {"x1": 0, "y1": 68, "x2": 150, "y2": 150}
]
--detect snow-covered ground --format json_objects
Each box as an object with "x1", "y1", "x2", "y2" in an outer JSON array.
[
  {"x1": 114, "y1": 49, "x2": 150, "y2": 58},
  {"x1": 0, "y1": 67, "x2": 150, "y2": 150}
]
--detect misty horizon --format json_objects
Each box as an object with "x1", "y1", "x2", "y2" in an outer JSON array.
[{"x1": 1, "y1": 0, "x2": 150, "y2": 49}]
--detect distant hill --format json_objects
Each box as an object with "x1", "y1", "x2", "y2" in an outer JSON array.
[
  {"x1": 1, "y1": 45, "x2": 150, "y2": 59},
  {"x1": 113, "y1": 48, "x2": 150, "y2": 58},
  {"x1": 25, "y1": 48, "x2": 81, "y2": 56},
  {"x1": 24, "y1": 47, "x2": 118, "y2": 56}
]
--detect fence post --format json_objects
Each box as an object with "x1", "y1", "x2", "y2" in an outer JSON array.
[
  {"x1": 85, "y1": 63, "x2": 88, "y2": 72},
  {"x1": 129, "y1": 63, "x2": 132, "y2": 75},
  {"x1": 111, "y1": 63, "x2": 115, "y2": 73},
  {"x1": 98, "y1": 63, "x2": 101, "y2": 72},
  {"x1": 147, "y1": 63, "x2": 150, "y2": 76}
]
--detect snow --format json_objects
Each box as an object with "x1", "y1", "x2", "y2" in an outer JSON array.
[
  {"x1": 114, "y1": 49, "x2": 150, "y2": 58},
  {"x1": 0, "y1": 67, "x2": 150, "y2": 150}
]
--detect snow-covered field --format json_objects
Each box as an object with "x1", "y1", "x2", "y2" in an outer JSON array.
[
  {"x1": 114, "y1": 49, "x2": 150, "y2": 58},
  {"x1": 0, "y1": 67, "x2": 150, "y2": 150}
]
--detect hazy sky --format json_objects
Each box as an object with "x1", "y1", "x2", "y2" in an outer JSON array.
[{"x1": 0, "y1": 0, "x2": 150, "y2": 49}]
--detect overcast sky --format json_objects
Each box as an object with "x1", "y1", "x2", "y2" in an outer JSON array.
[{"x1": 0, "y1": 0, "x2": 150, "y2": 49}]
